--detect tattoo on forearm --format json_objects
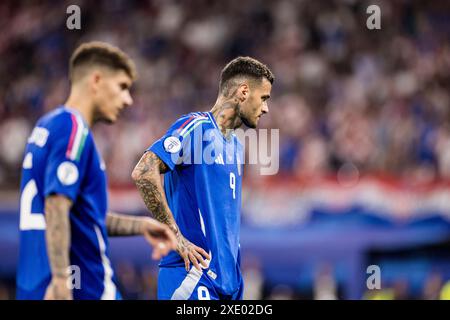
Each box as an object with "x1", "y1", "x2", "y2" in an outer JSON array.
[
  {"x1": 132, "y1": 152, "x2": 176, "y2": 232},
  {"x1": 133, "y1": 152, "x2": 205, "y2": 259},
  {"x1": 106, "y1": 213, "x2": 142, "y2": 236},
  {"x1": 45, "y1": 195, "x2": 72, "y2": 278}
]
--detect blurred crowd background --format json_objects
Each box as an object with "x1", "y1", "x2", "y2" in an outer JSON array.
[
  {"x1": 0, "y1": 0, "x2": 450, "y2": 300},
  {"x1": 1, "y1": 0, "x2": 450, "y2": 186}
]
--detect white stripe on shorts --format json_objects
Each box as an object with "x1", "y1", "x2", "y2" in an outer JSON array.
[{"x1": 171, "y1": 267, "x2": 203, "y2": 300}]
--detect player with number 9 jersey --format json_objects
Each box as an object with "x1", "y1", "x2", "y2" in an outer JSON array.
[
  {"x1": 149, "y1": 111, "x2": 244, "y2": 300},
  {"x1": 132, "y1": 56, "x2": 274, "y2": 300}
]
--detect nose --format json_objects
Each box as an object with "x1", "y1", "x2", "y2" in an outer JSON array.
[
  {"x1": 261, "y1": 102, "x2": 269, "y2": 114},
  {"x1": 124, "y1": 91, "x2": 133, "y2": 108}
]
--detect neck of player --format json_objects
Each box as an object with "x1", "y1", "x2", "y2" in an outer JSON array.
[
  {"x1": 64, "y1": 86, "x2": 94, "y2": 127},
  {"x1": 210, "y1": 96, "x2": 243, "y2": 138}
]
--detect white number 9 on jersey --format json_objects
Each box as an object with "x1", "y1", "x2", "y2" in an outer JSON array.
[{"x1": 229, "y1": 172, "x2": 236, "y2": 200}]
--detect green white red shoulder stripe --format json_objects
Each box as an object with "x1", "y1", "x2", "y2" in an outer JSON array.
[
  {"x1": 65, "y1": 113, "x2": 88, "y2": 161},
  {"x1": 178, "y1": 114, "x2": 210, "y2": 138}
]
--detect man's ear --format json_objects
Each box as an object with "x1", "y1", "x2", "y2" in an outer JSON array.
[
  {"x1": 237, "y1": 83, "x2": 250, "y2": 102},
  {"x1": 89, "y1": 70, "x2": 102, "y2": 94}
]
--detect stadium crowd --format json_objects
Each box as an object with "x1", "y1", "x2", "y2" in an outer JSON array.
[{"x1": 0, "y1": 0, "x2": 449, "y2": 189}]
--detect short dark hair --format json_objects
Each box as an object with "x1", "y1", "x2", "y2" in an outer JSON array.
[
  {"x1": 69, "y1": 41, "x2": 137, "y2": 82},
  {"x1": 219, "y1": 56, "x2": 274, "y2": 96}
]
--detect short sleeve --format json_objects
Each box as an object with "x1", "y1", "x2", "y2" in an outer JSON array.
[
  {"x1": 148, "y1": 113, "x2": 210, "y2": 170},
  {"x1": 44, "y1": 112, "x2": 90, "y2": 201}
]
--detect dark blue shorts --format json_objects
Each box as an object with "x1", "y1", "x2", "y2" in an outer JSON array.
[{"x1": 157, "y1": 266, "x2": 243, "y2": 300}]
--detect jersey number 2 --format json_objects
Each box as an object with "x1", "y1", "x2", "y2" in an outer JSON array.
[{"x1": 19, "y1": 179, "x2": 46, "y2": 230}]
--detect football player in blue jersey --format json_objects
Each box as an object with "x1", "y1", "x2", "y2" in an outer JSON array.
[
  {"x1": 132, "y1": 57, "x2": 274, "y2": 300},
  {"x1": 17, "y1": 42, "x2": 177, "y2": 300}
]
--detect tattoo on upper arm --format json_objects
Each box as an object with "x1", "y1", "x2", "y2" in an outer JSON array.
[
  {"x1": 135, "y1": 151, "x2": 169, "y2": 175},
  {"x1": 133, "y1": 151, "x2": 174, "y2": 230}
]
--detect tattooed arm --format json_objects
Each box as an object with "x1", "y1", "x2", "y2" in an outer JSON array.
[
  {"x1": 44, "y1": 194, "x2": 73, "y2": 300},
  {"x1": 106, "y1": 212, "x2": 143, "y2": 236},
  {"x1": 106, "y1": 212, "x2": 177, "y2": 260},
  {"x1": 132, "y1": 151, "x2": 210, "y2": 271}
]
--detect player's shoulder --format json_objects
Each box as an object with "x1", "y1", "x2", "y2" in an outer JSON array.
[
  {"x1": 34, "y1": 106, "x2": 90, "y2": 145},
  {"x1": 26, "y1": 107, "x2": 69, "y2": 150},
  {"x1": 176, "y1": 111, "x2": 212, "y2": 124},
  {"x1": 38, "y1": 106, "x2": 82, "y2": 129},
  {"x1": 171, "y1": 111, "x2": 215, "y2": 136}
]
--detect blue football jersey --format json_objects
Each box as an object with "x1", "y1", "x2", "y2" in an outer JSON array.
[
  {"x1": 17, "y1": 106, "x2": 119, "y2": 300},
  {"x1": 148, "y1": 111, "x2": 244, "y2": 296}
]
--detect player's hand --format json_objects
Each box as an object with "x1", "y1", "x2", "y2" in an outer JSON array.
[
  {"x1": 44, "y1": 277, "x2": 73, "y2": 300},
  {"x1": 176, "y1": 234, "x2": 211, "y2": 272},
  {"x1": 141, "y1": 218, "x2": 178, "y2": 260}
]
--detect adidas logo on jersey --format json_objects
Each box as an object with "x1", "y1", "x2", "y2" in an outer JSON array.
[{"x1": 215, "y1": 154, "x2": 225, "y2": 165}]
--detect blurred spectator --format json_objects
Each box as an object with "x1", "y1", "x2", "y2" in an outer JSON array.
[
  {"x1": 267, "y1": 284, "x2": 295, "y2": 300},
  {"x1": 422, "y1": 272, "x2": 444, "y2": 300},
  {"x1": 242, "y1": 257, "x2": 264, "y2": 300},
  {"x1": 313, "y1": 263, "x2": 338, "y2": 300}
]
